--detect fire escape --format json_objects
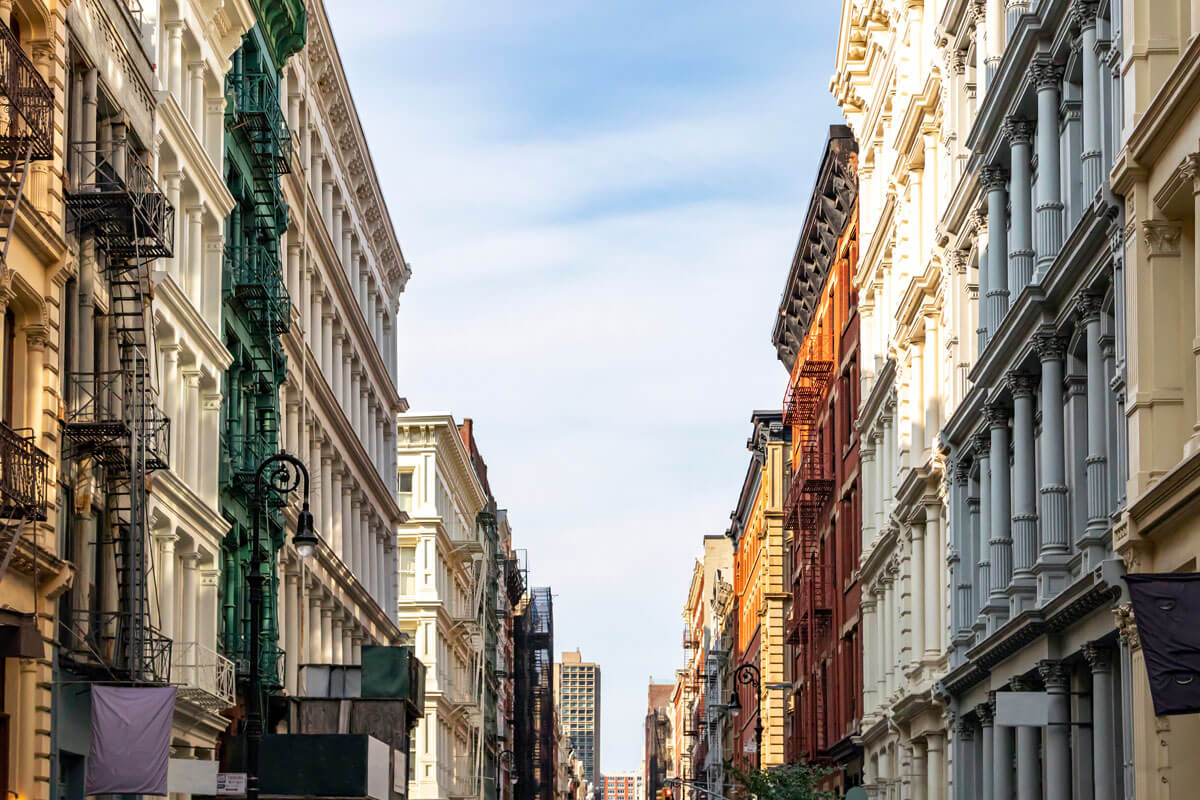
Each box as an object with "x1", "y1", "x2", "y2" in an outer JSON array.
[
  {"x1": 525, "y1": 587, "x2": 554, "y2": 800},
  {"x1": 782, "y1": 318, "x2": 835, "y2": 762},
  {"x1": 61, "y1": 128, "x2": 175, "y2": 682},
  {"x1": 0, "y1": 23, "x2": 52, "y2": 578}
]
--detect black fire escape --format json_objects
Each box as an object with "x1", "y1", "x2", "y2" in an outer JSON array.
[
  {"x1": 0, "y1": 22, "x2": 52, "y2": 569},
  {"x1": 61, "y1": 126, "x2": 174, "y2": 683}
]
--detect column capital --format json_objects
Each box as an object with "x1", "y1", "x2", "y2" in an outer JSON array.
[
  {"x1": 970, "y1": 431, "x2": 990, "y2": 456},
  {"x1": 1030, "y1": 58, "x2": 1064, "y2": 90},
  {"x1": 984, "y1": 403, "x2": 1010, "y2": 428},
  {"x1": 1033, "y1": 327, "x2": 1067, "y2": 361},
  {"x1": 1038, "y1": 659, "x2": 1070, "y2": 689},
  {"x1": 1073, "y1": 291, "x2": 1103, "y2": 324},
  {"x1": 953, "y1": 458, "x2": 971, "y2": 485},
  {"x1": 1141, "y1": 219, "x2": 1182, "y2": 257},
  {"x1": 1006, "y1": 371, "x2": 1036, "y2": 398},
  {"x1": 1082, "y1": 642, "x2": 1112, "y2": 673},
  {"x1": 967, "y1": 0, "x2": 987, "y2": 24},
  {"x1": 1070, "y1": 0, "x2": 1098, "y2": 30},
  {"x1": 949, "y1": 49, "x2": 968, "y2": 75},
  {"x1": 976, "y1": 698, "x2": 994, "y2": 725},
  {"x1": 1003, "y1": 117, "x2": 1035, "y2": 146},
  {"x1": 954, "y1": 717, "x2": 975, "y2": 738},
  {"x1": 981, "y1": 165, "x2": 1008, "y2": 191},
  {"x1": 1113, "y1": 602, "x2": 1140, "y2": 649}
]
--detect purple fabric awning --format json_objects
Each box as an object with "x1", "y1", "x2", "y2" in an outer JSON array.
[
  {"x1": 86, "y1": 685, "x2": 176, "y2": 795},
  {"x1": 1126, "y1": 573, "x2": 1200, "y2": 716}
]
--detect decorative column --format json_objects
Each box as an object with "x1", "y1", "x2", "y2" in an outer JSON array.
[
  {"x1": 1032, "y1": 59, "x2": 1064, "y2": 277},
  {"x1": 342, "y1": 481, "x2": 354, "y2": 569},
  {"x1": 923, "y1": 312, "x2": 939, "y2": 458},
  {"x1": 970, "y1": 0, "x2": 988, "y2": 98},
  {"x1": 179, "y1": 551, "x2": 199, "y2": 687},
  {"x1": 909, "y1": 519, "x2": 925, "y2": 670},
  {"x1": 1039, "y1": 661, "x2": 1071, "y2": 800},
  {"x1": 187, "y1": 206, "x2": 203, "y2": 299},
  {"x1": 332, "y1": 204, "x2": 344, "y2": 253},
  {"x1": 322, "y1": 180, "x2": 335, "y2": 231},
  {"x1": 164, "y1": 173, "x2": 183, "y2": 281},
  {"x1": 320, "y1": 602, "x2": 334, "y2": 663},
  {"x1": 1084, "y1": 643, "x2": 1114, "y2": 800},
  {"x1": 1005, "y1": 118, "x2": 1035, "y2": 291},
  {"x1": 154, "y1": 530, "x2": 177, "y2": 639},
  {"x1": 1077, "y1": 293, "x2": 1109, "y2": 568},
  {"x1": 182, "y1": 370, "x2": 202, "y2": 488},
  {"x1": 1075, "y1": 0, "x2": 1102, "y2": 198},
  {"x1": 924, "y1": 499, "x2": 942, "y2": 659},
  {"x1": 975, "y1": 210, "x2": 990, "y2": 353},
  {"x1": 201, "y1": 391, "x2": 222, "y2": 504},
  {"x1": 331, "y1": 615, "x2": 344, "y2": 664},
  {"x1": 982, "y1": 166, "x2": 1009, "y2": 332},
  {"x1": 342, "y1": 230, "x2": 354, "y2": 277},
  {"x1": 990, "y1": 694, "x2": 1012, "y2": 800},
  {"x1": 188, "y1": 63, "x2": 205, "y2": 133},
  {"x1": 330, "y1": 467, "x2": 343, "y2": 557},
  {"x1": 307, "y1": 279, "x2": 320, "y2": 352},
  {"x1": 203, "y1": 234, "x2": 224, "y2": 329},
  {"x1": 1005, "y1": 0, "x2": 1030, "y2": 35},
  {"x1": 861, "y1": 594, "x2": 877, "y2": 712},
  {"x1": 321, "y1": 306, "x2": 334, "y2": 374},
  {"x1": 350, "y1": 492, "x2": 363, "y2": 578},
  {"x1": 342, "y1": 626, "x2": 354, "y2": 664},
  {"x1": 351, "y1": 634, "x2": 363, "y2": 665},
  {"x1": 926, "y1": 733, "x2": 944, "y2": 800},
  {"x1": 350, "y1": 367, "x2": 362, "y2": 432},
  {"x1": 1008, "y1": 372, "x2": 1038, "y2": 613},
  {"x1": 911, "y1": 740, "x2": 927, "y2": 800},
  {"x1": 167, "y1": 22, "x2": 184, "y2": 101},
  {"x1": 950, "y1": 461, "x2": 971, "y2": 654},
  {"x1": 972, "y1": 432, "x2": 991, "y2": 632},
  {"x1": 986, "y1": 405, "x2": 1012, "y2": 629},
  {"x1": 861, "y1": 442, "x2": 877, "y2": 550},
  {"x1": 321, "y1": 451, "x2": 334, "y2": 540},
  {"x1": 161, "y1": 343, "x2": 181, "y2": 471},
  {"x1": 976, "y1": 702, "x2": 994, "y2": 800},
  {"x1": 308, "y1": 590, "x2": 323, "y2": 665},
  {"x1": 1033, "y1": 329, "x2": 1070, "y2": 602},
  {"x1": 331, "y1": 329, "x2": 344, "y2": 402},
  {"x1": 285, "y1": 570, "x2": 301, "y2": 695}
]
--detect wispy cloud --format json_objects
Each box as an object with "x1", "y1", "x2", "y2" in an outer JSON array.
[{"x1": 328, "y1": 0, "x2": 843, "y2": 772}]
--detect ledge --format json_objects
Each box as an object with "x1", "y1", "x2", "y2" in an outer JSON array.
[{"x1": 155, "y1": 92, "x2": 236, "y2": 219}]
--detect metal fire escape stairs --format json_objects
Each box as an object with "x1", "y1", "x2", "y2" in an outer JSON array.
[{"x1": 62, "y1": 135, "x2": 175, "y2": 683}]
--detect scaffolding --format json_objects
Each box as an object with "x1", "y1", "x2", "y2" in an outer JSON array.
[{"x1": 61, "y1": 134, "x2": 174, "y2": 684}]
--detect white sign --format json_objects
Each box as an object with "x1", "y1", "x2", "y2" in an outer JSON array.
[
  {"x1": 994, "y1": 691, "x2": 1050, "y2": 727},
  {"x1": 217, "y1": 772, "x2": 247, "y2": 797},
  {"x1": 168, "y1": 759, "x2": 218, "y2": 794},
  {"x1": 393, "y1": 750, "x2": 409, "y2": 795},
  {"x1": 743, "y1": 740, "x2": 758, "y2": 754}
]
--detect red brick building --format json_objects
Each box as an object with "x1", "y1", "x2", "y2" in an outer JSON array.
[{"x1": 774, "y1": 126, "x2": 862, "y2": 788}]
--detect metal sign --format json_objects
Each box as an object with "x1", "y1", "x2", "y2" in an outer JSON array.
[
  {"x1": 994, "y1": 691, "x2": 1050, "y2": 726},
  {"x1": 217, "y1": 772, "x2": 248, "y2": 797}
]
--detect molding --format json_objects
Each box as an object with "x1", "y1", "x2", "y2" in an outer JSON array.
[
  {"x1": 152, "y1": 273, "x2": 234, "y2": 373},
  {"x1": 155, "y1": 92, "x2": 237, "y2": 219}
]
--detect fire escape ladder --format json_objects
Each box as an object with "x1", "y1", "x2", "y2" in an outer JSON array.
[{"x1": 0, "y1": 139, "x2": 31, "y2": 282}]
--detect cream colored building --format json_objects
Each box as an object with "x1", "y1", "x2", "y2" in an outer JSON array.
[
  {"x1": 832, "y1": 1, "x2": 956, "y2": 795},
  {"x1": 396, "y1": 414, "x2": 490, "y2": 800},
  {"x1": 1112, "y1": 0, "x2": 1200, "y2": 797}
]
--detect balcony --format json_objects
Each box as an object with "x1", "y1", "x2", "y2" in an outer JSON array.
[
  {"x1": 224, "y1": 243, "x2": 291, "y2": 335},
  {"x1": 66, "y1": 140, "x2": 174, "y2": 259},
  {"x1": 62, "y1": 372, "x2": 170, "y2": 470},
  {"x1": 173, "y1": 640, "x2": 235, "y2": 711},
  {"x1": 0, "y1": 422, "x2": 48, "y2": 521},
  {"x1": 222, "y1": 418, "x2": 279, "y2": 488},
  {"x1": 0, "y1": 23, "x2": 52, "y2": 161},
  {"x1": 226, "y1": 72, "x2": 292, "y2": 175},
  {"x1": 60, "y1": 609, "x2": 172, "y2": 684}
]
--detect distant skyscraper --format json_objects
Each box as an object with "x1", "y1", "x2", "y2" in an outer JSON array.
[{"x1": 554, "y1": 650, "x2": 602, "y2": 785}]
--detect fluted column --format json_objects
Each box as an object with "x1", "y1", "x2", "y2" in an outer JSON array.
[
  {"x1": 975, "y1": 212, "x2": 990, "y2": 354},
  {"x1": 1033, "y1": 60, "x2": 1064, "y2": 276},
  {"x1": 950, "y1": 461, "x2": 971, "y2": 648},
  {"x1": 923, "y1": 499, "x2": 942, "y2": 659},
  {"x1": 909, "y1": 520, "x2": 925, "y2": 670},
  {"x1": 1084, "y1": 644, "x2": 1114, "y2": 800},
  {"x1": 986, "y1": 405, "x2": 1011, "y2": 625},
  {"x1": 1078, "y1": 293, "x2": 1110, "y2": 566},
  {"x1": 982, "y1": 166, "x2": 1009, "y2": 333},
  {"x1": 187, "y1": 207, "x2": 203, "y2": 299},
  {"x1": 1008, "y1": 372, "x2": 1037, "y2": 612},
  {"x1": 1039, "y1": 661, "x2": 1071, "y2": 800},
  {"x1": 976, "y1": 702, "x2": 994, "y2": 800},
  {"x1": 1005, "y1": 118, "x2": 1035, "y2": 290},
  {"x1": 911, "y1": 740, "x2": 927, "y2": 800},
  {"x1": 1005, "y1": 0, "x2": 1030, "y2": 35},
  {"x1": 973, "y1": 432, "x2": 991, "y2": 631},
  {"x1": 953, "y1": 720, "x2": 975, "y2": 800},
  {"x1": 970, "y1": 0, "x2": 989, "y2": 98},
  {"x1": 1033, "y1": 329, "x2": 1070, "y2": 602},
  {"x1": 1075, "y1": 1, "x2": 1102, "y2": 198}
]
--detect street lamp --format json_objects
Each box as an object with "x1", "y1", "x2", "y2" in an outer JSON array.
[
  {"x1": 728, "y1": 663, "x2": 762, "y2": 768},
  {"x1": 246, "y1": 452, "x2": 317, "y2": 800}
]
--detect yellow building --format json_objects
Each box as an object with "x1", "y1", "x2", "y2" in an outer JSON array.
[
  {"x1": 0, "y1": 1, "x2": 72, "y2": 797},
  {"x1": 1112, "y1": 2, "x2": 1200, "y2": 797}
]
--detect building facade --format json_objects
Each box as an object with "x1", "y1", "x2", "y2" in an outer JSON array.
[
  {"x1": 727, "y1": 411, "x2": 790, "y2": 769},
  {"x1": 642, "y1": 682, "x2": 673, "y2": 800},
  {"x1": 935, "y1": 2, "x2": 1131, "y2": 799},
  {"x1": 513, "y1": 586, "x2": 555, "y2": 800},
  {"x1": 554, "y1": 650, "x2": 601, "y2": 787},
  {"x1": 396, "y1": 414, "x2": 490, "y2": 800},
  {"x1": 774, "y1": 124, "x2": 862, "y2": 788},
  {"x1": 1111, "y1": 0, "x2": 1200, "y2": 795},
  {"x1": 832, "y1": 1, "x2": 956, "y2": 796},
  {"x1": 601, "y1": 772, "x2": 642, "y2": 800}
]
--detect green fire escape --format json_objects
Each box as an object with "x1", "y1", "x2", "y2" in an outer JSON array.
[{"x1": 219, "y1": 2, "x2": 304, "y2": 696}]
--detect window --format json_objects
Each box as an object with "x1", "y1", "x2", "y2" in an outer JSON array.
[
  {"x1": 399, "y1": 546, "x2": 416, "y2": 595},
  {"x1": 398, "y1": 470, "x2": 414, "y2": 512}
]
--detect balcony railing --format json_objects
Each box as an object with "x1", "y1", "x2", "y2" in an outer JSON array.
[
  {"x1": 173, "y1": 640, "x2": 235, "y2": 710},
  {"x1": 61, "y1": 609, "x2": 172, "y2": 684},
  {"x1": 226, "y1": 72, "x2": 292, "y2": 175},
  {"x1": 62, "y1": 372, "x2": 170, "y2": 470},
  {"x1": 0, "y1": 423, "x2": 48, "y2": 521},
  {"x1": 0, "y1": 23, "x2": 52, "y2": 160},
  {"x1": 224, "y1": 243, "x2": 290, "y2": 335},
  {"x1": 66, "y1": 139, "x2": 174, "y2": 258}
]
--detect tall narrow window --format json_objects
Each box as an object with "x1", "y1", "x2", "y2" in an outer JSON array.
[
  {"x1": 398, "y1": 469, "x2": 413, "y2": 512},
  {"x1": 399, "y1": 546, "x2": 416, "y2": 595}
]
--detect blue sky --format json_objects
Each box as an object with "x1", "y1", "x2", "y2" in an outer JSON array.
[{"x1": 326, "y1": 0, "x2": 842, "y2": 774}]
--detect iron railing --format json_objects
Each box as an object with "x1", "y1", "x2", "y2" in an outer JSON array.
[
  {"x1": 62, "y1": 371, "x2": 169, "y2": 469},
  {"x1": 0, "y1": 423, "x2": 48, "y2": 520},
  {"x1": 66, "y1": 139, "x2": 174, "y2": 258},
  {"x1": 0, "y1": 23, "x2": 52, "y2": 160},
  {"x1": 62, "y1": 609, "x2": 172, "y2": 684},
  {"x1": 173, "y1": 640, "x2": 236, "y2": 709},
  {"x1": 226, "y1": 72, "x2": 292, "y2": 174},
  {"x1": 223, "y1": 243, "x2": 290, "y2": 334}
]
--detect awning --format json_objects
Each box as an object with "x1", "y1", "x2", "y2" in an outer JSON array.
[{"x1": 1126, "y1": 573, "x2": 1200, "y2": 715}]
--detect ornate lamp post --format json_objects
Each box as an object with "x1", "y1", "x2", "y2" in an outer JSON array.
[
  {"x1": 727, "y1": 663, "x2": 762, "y2": 768},
  {"x1": 246, "y1": 453, "x2": 318, "y2": 800}
]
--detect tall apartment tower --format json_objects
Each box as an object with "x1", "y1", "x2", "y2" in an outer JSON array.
[{"x1": 554, "y1": 651, "x2": 602, "y2": 786}]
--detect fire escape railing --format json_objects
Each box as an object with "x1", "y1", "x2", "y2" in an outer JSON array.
[
  {"x1": 226, "y1": 72, "x2": 292, "y2": 176},
  {"x1": 224, "y1": 243, "x2": 291, "y2": 336},
  {"x1": 0, "y1": 23, "x2": 52, "y2": 160},
  {"x1": 0, "y1": 423, "x2": 48, "y2": 520}
]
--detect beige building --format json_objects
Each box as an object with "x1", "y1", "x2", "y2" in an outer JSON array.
[
  {"x1": 1112, "y1": 0, "x2": 1200, "y2": 797},
  {"x1": 554, "y1": 650, "x2": 601, "y2": 786}
]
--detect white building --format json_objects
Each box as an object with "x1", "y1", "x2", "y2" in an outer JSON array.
[
  {"x1": 273, "y1": 0, "x2": 410, "y2": 687},
  {"x1": 396, "y1": 414, "x2": 490, "y2": 800}
]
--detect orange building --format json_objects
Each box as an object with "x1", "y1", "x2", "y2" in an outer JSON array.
[
  {"x1": 774, "y1": 125, "x2": 862, "y2": 787},
  {"x1": 728, "y1": 411, "x2": 790, "y2": 769}
]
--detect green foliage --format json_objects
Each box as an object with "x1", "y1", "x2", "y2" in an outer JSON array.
[{"x1": 727, "y1": 763, "x2": 839, "y2": 800}]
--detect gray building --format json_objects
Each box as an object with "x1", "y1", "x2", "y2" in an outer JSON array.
[
  {"x1": 938, "y1": 2, "x2": 1133, "y2": 800},
  {"x1": 554, "y1": 651, "x2": 601, "y2": 785}
]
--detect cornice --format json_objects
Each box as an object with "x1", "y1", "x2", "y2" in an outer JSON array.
[
  {"x1": 202, "y1": 0, "x2": 256, "y2": 63},
  {"x1": 397, "y1": 415, "x2": 488, "y2": 518},
  {"x1": 150, "y1": 469, "x2": 232, "y2": 545},
  {"x1": 301, "y1": 516, "x2": 400, "y2": 644},
  {"x1": 152, "y1": 273, "x2": 234, "y2": 373},
  {"x1": 155, "y1": 93, "x2": 236, "y2": 218},
  {"x1": 303, "y1": 3, "x2": 409, "y2": 302}
]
